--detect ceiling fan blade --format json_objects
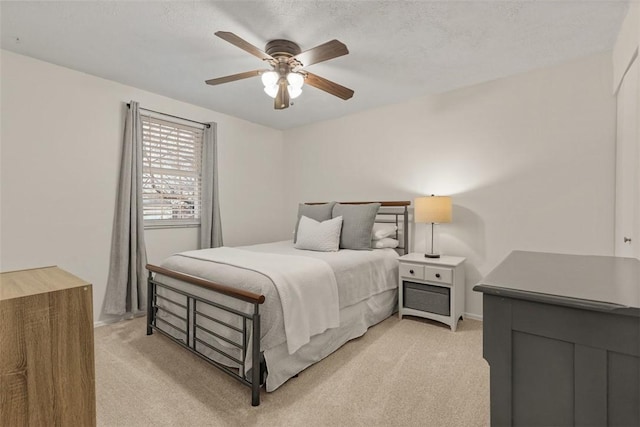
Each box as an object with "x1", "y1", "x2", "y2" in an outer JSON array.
[
  {"x1": 274, "y1": 79, "x2": 290, "y2": 110},
  {"x1": 205, "y1": 69, "x2": 266, "y2": 86},
  {"x1": 291, "y1": 40, "x2": 348, "y2": 68},
  {"x1": 215, "y1": 31, "x2": 274, "y2": 61},
  {"x1": 305, "y1": 72, "x2": 354, "y2": 100}
]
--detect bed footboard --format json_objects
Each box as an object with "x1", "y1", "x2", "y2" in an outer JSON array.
[{"x1": 145, "y1": 264, "x2": 266, "y2": 406}]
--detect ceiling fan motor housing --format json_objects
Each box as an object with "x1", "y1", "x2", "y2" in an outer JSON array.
[{"x1": 265, "y1": 39, "x2": 301, "y2": 59}]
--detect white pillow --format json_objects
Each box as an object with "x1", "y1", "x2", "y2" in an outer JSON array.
[
  {"x1": 294, "y1": 215, "x2": 343, "y2": 252},
  {"x1": 372, "y1": 237, "x2": 399, "y2": 249},
  {"x1": 372, "y1": 223, "x2": 398, "y2": 240}
]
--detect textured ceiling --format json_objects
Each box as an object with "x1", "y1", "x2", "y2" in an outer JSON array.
[{"x1": 0, "y1": 1, "x2": 630, "y2": 130}]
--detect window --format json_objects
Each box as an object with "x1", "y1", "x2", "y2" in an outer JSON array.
[{"x1": 141, "y1": 115, "x2": 204, "y2": 227}]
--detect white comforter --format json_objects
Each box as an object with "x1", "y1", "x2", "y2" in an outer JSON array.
[
  {"x1": 157, "y1": 241, "x2": 399, "y2": 354},
  {"x1": 176, "y1": 247, "x2": 339, "y2": 354}
]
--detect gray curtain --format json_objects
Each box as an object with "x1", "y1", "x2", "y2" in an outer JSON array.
[
  {"x1": 104, "y1": 101, "x2": 148, "y2": 315},
  {"x1": 200, "y1": 122, "x2": 223, "y2": 248}
]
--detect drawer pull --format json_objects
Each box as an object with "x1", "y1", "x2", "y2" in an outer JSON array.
[
  {"x1": 409, "y1": 269, "x2": 414, "y2": 275},
  {"x1": 435, "y1": 273, "x2": 441, "y2": 278}
]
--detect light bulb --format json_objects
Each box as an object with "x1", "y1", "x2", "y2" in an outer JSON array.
[
  {"x1": 287, "y1": 72, "x2": 304, "y2": 89},
  {"x1": 288, "y1": 85, "x2": 302, "y2": 99},
  {"x1": 261, "y1": 71, "x2": 278, "y2": 87},
  {"x1": 264, "y1": 85, "x2": 278, "y2": 98}
]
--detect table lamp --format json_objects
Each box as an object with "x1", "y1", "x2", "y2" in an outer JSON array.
[{"x1": 414, "y1": 195, "x2": 452, "y2": 258}]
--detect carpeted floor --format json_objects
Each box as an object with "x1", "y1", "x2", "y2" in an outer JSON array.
[{"x1": 94, "y1": 315, "x2": 489, "y2": 426}]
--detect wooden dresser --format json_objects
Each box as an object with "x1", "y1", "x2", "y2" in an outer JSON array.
[
  {"x1": 0, "y1": 266, "x2": 96, "y2": 426},
  {"x1": 474, "y1": 251, "x2": 640, "y2": 426}
]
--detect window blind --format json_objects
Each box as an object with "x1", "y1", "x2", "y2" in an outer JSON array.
[{"x1": 141, "y1": 115, "x2": 203, "y2": 224}]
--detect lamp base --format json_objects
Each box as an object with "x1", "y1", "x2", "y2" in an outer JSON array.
[{"x1": 424, "y1": 253, "x2": 441, "y2": 259}]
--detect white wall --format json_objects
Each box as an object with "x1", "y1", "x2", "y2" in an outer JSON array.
[
  {"x1": 283, "y1": 52, "x2": 617, "y2": 318},
  {"x1": 0, "y1": 50, "x2": 289, "y2": 323}
]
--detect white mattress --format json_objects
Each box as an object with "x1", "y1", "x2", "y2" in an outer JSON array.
[{"x1": 153, "y1": 241, "x2": 399, "y2": 390}]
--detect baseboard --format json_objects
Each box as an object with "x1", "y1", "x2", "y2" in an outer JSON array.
[
  {"x1": 464, "y1": 312, "x2": 483, "y2": 321},
  {"x1": 94, "y1": 312, "x2": 146, "y2": 328},
  {"x1": 94, "y1": 318, "x2": 122, "y2": 328},
  {"x1": 95, "y1": 311, "x2": 479, "y2": 327}
]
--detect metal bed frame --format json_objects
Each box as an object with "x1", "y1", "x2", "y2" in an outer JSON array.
[{"x1": 146, "y1": 201, "x2": 410, "y2": 406}]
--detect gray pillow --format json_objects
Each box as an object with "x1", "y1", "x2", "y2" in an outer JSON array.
[
  {"x1": 332, "y1": 203, "x2": 381, "y2": 250},
  {"x1": 294, "y1": 202, "x2": 336, "y2": 243}
]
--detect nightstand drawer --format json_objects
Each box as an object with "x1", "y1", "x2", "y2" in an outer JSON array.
[
  {"x1": 399, "y1": 264, "x2": 424, "y2": 280},
  {"x1": 403, "y1": 281, "x2": 450, "y2": 316},
  {"x1": 423, "y1": 266, "x2": 452, "y2": 284}
]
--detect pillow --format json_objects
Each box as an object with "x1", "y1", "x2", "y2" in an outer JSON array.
[
  {"x1": 372, "y1": 223, "x2": 398, "y2": 240},
  {"x1": 293, "y1": 202, "x2": 336, "y2": 243},
  {"x1": 294, "y1": 215, "x2": 343, "y2": 252},
  {"x1": 372, "y1": 237, "x2": 399, "y2": 249},
  {"x1": 332, "y1": 203, "x2": 381, "y2": 250}
]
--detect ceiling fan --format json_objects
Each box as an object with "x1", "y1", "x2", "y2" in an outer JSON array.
[{"x1": 205, "y1": 31, "x2": 354, "y2": 110}]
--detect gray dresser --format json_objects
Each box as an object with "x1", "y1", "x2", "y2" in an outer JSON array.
[{"x1": 474, "y1": 251, "x2": 640, "y2": 426}]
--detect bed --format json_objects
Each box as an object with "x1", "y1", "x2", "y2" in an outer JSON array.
[{"x1": 145, "y1": 201, "x2": 410, "y2": 406}]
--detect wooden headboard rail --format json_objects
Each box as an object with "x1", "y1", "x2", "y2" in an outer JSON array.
[{"x1": 306, "y1": 201, "x2": 410, "y2": 207}]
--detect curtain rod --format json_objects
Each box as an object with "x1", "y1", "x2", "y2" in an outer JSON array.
[{"x1": 126, "y1": 103, "x2": 211, "y2": 128}]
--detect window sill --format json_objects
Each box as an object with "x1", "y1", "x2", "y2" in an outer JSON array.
[{"x1": 144, "y1": 221, "x2": 201, "y2": 230}]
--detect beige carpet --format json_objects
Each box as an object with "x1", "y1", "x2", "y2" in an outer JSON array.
[{"x1": 95, "y1": 315, "x2": 489, "y2": 426}]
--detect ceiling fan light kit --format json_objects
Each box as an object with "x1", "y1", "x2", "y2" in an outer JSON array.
[
  {"x1": 206, "y1": 31, "x2": 354, "y2": 110},
  {"x1": 261, "y1": 70, "x2": 304, "y2": 100}
]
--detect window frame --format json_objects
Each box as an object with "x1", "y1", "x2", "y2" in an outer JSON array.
[{"x1": 140, "y1": 113, "x2": 205, "y2": 229}]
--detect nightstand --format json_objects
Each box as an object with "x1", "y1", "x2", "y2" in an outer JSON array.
[{"x1": 398, "y1": 253, "x2": 466, "y2": 331}]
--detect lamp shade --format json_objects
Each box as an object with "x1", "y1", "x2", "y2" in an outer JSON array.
[
  {"x1": 414, "y1": 196, "x2": 452, "y2": 224},
  {"x1": 261, "y1": 71, "x2": 278, "y2": 87},
  {"x1": 264, "y1": 85, "x2": 278, "y2": 98},
  {"x1": 288, "y1": 85, "x2": 302, "y2": 99},
  {"x1": 287, "y1": 72, "x2": 304, "y2": 89}
]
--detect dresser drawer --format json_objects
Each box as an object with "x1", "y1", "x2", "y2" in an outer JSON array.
[
  {"x1": 403, "y1": 281, "x2": 450, "y2": 316},
  {"x1": 400, "y1": 263, "x2": 424, "y2": 280},
  {"x1": 423, "y1": 266, "x2": 453, "y2": 284}
]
